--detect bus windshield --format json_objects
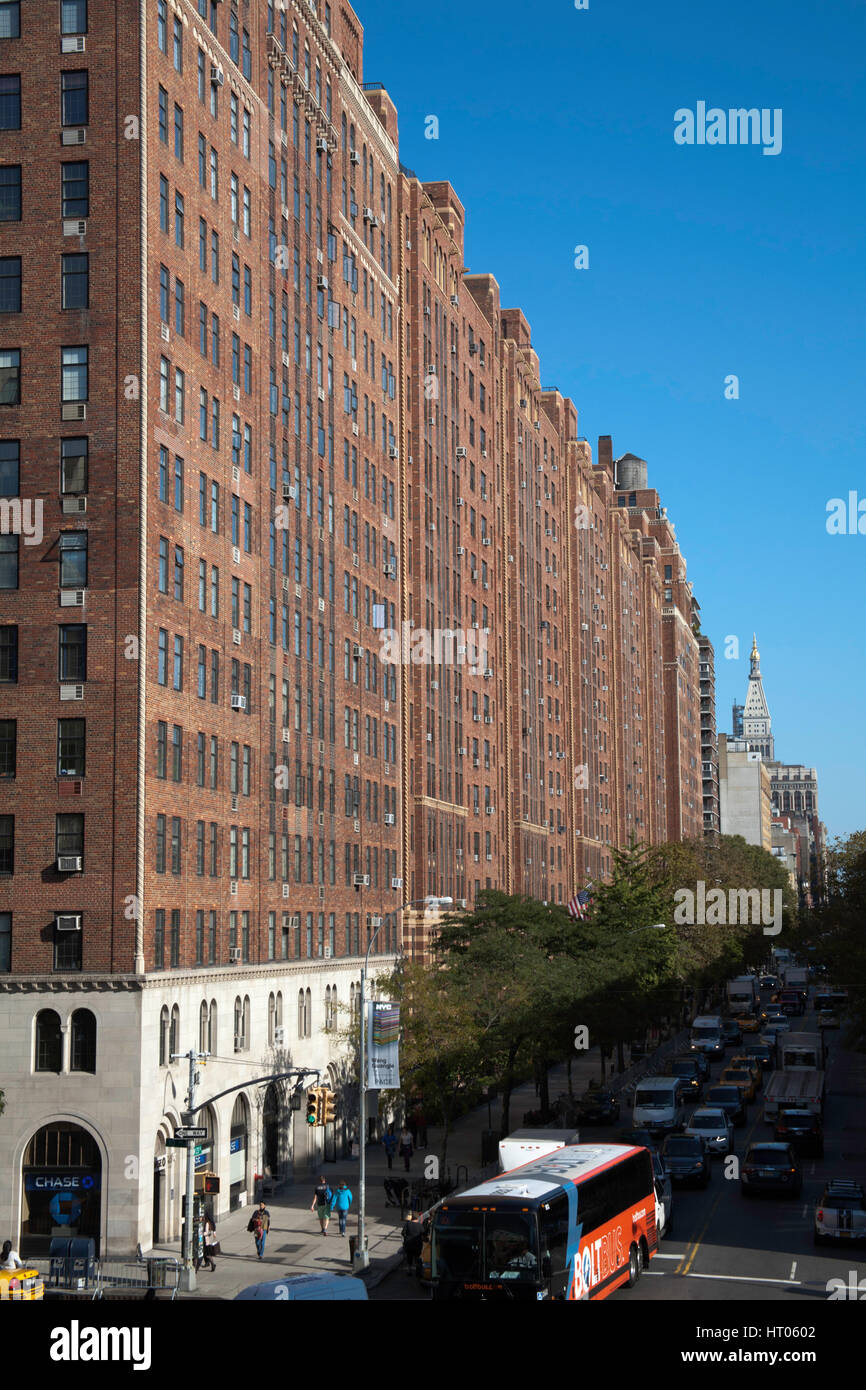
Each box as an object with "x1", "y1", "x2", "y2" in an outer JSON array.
[{"x1": 432, "y1": 1207, "x2": 539, "y2": 1283}]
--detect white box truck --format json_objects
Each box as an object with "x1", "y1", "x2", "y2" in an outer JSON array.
[
  {"x1": 497, "y1": 1129, "x2": 580, "y2": 1173},
  {"x1": 780, "y1": 1032, "x2": 825, "y2": 1071},
  {"x1": 762, "y1": 1069, "x2": 824, "y2": 1121},
  {"x1": 690, "y1": 1015, "x2": 725, "y2": 1057},
  {"x1": 726, "y1": 976, "x2": 758, "y2": 1016}
]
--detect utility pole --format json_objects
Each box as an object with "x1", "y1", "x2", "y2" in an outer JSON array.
[{"x1": 172, "y1": 1047, "x2": 207, "y2": 1293}]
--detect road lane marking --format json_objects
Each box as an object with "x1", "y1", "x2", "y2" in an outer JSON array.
[
  {"x1": 687, "y1": 1273, "x2": 802, "y2": 1286},
  {"x1": 678, "y1": 1101, "x2": 764, "y2": 1277},
  {"x1": 653, "y1": 1253, "x2": 681, "y2": 1259},
  {"x1": 790, "y1": 1260, "x2": 797, "y2": 1280},
  {"x1": 801, "y1": 1203, "x2": 808, "y2": 1218}
]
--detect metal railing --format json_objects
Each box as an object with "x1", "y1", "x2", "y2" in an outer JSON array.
[{"x1": 30, "y1": 1254, "x2": 180, "y2": 1300}]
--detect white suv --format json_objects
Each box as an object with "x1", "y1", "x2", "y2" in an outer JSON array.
[{"x1": 685, "y1": 1108, "x2": 734, "y2": 1155}]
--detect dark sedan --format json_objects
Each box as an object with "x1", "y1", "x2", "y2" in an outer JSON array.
[
  {"x1": 575, "y1": 1088, "x2": 620, "y2": 1124},
  {"x1": 661, "y1": 1134, "x2": 711, "y2": 1188},
  {"x1": 741, "y1": 1143, "x2": 802, "y2": 1198},
  {"x1": 663, "y1": 1060, "x2": 703, "y2": 1100},
  {"x1": 774, "y1": 1108, "x2": 824, "y2": 1157},
  {"x1": 721, "y1": 1020, "x2": 742, "y2": 1046},
  {"x1": 704, "y1": 1084, "x2": 746, "y2": 1127}
]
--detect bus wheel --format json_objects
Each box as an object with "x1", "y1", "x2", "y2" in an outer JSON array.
[{"x1": 627, "y1": 1243, "x2": 641, "y2": 1288}]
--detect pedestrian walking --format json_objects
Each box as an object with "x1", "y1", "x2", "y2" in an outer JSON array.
[
  {"x1": 398, "y1": 1125, "x2": 414, "y2": 1171},
  {"x1": 202, "y1": 1213, "x2": 218, "y2": 1271},
  {"x1": 413, "y1": 1107, "x2": 428, "y2": 1147},
  {"x1": 310, "y1": 1175, "x2": 333, "y2": 1235},
  {"x1": 247, "y1": 1200, "x2": 270, "y2": 1259},
  {"x1": 402, "y1": 1211, "x2": 423, "y2": 1274},
  {"x1": 0, "y1": 1240, "x2": 22, "y2": 1271},
  {"x1": 329, "y1": 1181, "x2": 353, "y2": 1237},
  {"x1": 382, "y1": 1124, "x2": 398, "y2": 1169}
]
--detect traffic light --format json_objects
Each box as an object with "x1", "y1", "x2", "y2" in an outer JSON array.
[
  {"x1": 321, "y1": 1088, "x2": 336, "y2": 1124},
  {"x1": 305, "y1": 1087, "x2": 320, "y2": 1126}
]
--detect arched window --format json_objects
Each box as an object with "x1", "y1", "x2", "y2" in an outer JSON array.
[
  {"x1": 233, "y1": 996, "x2": 243, "y2": 1052},
  {"x1": 349, "y1": 981, "x2": 355, "y2": 1022},
  {"x1": 35, "y1": 1009, "x2": 62, "y2": 1072},
  {"x1": 159, "y1": 1005, "x2": 169, "y2": 1066},
  {"x1": 275, "y1": 991, "x2": 283, "y2": 1031},
  {"x1": 199, "y1": 1000, "x2": 209, "y2": 1053},
  {"x1": 243, "y1": 996, "x2": 250, "y2": 1050},
  {"x1": 324, "y1": 985, "x2": 331, "y2": 1032},
  {"x1": 268, "y1": 992, "x2": 275, "y2": 1045},
  {"x1": 297, "y1": 989, "x2": 305, "y2": 1038},
  {"x1": 208, "y1": 1000, "x2": 217, "y2": 1053},
  {"x1": 330, "y1": 985, "x2": 337, "y2": 1031},
  {"x1": 70, "y1": 1009, "x2": 96, "y2": 1073},
  {"x1": 305, "y1": 987, "x2": 311, "y2": 1038},
  {"x1": 169, "y1": 1004, "x2": 180, "y2": 1059}
]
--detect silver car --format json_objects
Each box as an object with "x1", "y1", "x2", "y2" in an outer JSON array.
[{"x1": 685, "y1": 1108, "x2": 734, "y2": 1155}]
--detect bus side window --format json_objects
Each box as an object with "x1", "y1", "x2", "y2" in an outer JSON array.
[{"x1": 539, "y1": 1193, "x2": 570, "y2": 1296}]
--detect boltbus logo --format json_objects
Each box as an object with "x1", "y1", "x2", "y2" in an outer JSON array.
[{"x1": 572, "y1": 1223, "x2": 625, "y2": 1297}]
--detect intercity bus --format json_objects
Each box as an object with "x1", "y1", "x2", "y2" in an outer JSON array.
[{"x1": 430, "y1": 1144, "x2": 657, "y2": 1300}]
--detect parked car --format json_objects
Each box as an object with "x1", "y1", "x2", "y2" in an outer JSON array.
[
  {"x1": 720, "y1": 1066, "x2": 757, "y2": 1104},
  {"x1": 740, "y1": 1143, "x2": 802, "y2": 1198},
  {"x1": 575, "y1": 1088, "x2": 620, "y2": 1125},
  {"x1": 685, "y1": 1108, "x2": 734, "y2": 1155},
  {"x1": 730, "y1": 1054, "x2": 763, "y2": 1088},
  {"x1": 664, "y1": 1058, "x2": 704, "y2": 1100},
  {"x1": 661, "y1": 1134, "x2": 711, "y2": 1188},
  {"x1": 721, "y1": 1019, "x2": 742, "y2": 1046},
  {"x1": 704, "y1": 1084, "x2": 746, "y2": 1128},
  {"x1": 814, "y1": 1181, "x2": 866, "y2": 1246},
  {"x1": 817, "y1": 1009, "x2": 839, "y2": 1031},
  {"x1": 774, "y1": 1108, "x2": 824, "y2": 1157},
  {"x1": 653, "y1": 1150, "x2": 673, "y2": 1236}
]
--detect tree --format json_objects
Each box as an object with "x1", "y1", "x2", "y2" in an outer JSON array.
[{"x1": 807, "y1": 831, "x2": 866, "y2": 1050}]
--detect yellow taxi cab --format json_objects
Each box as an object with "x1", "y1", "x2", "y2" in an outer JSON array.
[
  {"x1": 730, "y1": 1054, "x2": 763, "y2": 1088},
  {"x1": 0, "y1": 1268, "x2": 44, "y2": 1300},
  {"x1": 720, "y1": 1065, "x2": 757, "y2": 1103},
  {"x1": 737, "y1": 1014, "x2": 762, "y2": 1034}
]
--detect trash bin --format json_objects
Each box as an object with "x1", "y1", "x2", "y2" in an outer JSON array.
[{"x1": 481, "y1": 1130, "x2": 499, "y2": 1165}]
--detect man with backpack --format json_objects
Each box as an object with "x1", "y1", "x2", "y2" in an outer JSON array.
[{"x1": 310, "y1": 1175, "x2": 333, "y2": 1235}]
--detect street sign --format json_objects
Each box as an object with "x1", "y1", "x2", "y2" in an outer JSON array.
[
  {"x1": 176, "y1": 1127, "x2": 207, "y2": 1140},
  {"x1": 166, "y1": 1138, "x2": 187, "y2": 1149}
]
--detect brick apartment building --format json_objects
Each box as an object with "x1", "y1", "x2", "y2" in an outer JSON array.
[{"x1": 0, "y1": 0, "x2": 710, "y2": 1255}]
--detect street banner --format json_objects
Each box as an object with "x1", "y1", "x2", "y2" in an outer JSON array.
[{"x1": 366, "y1": 1001, "x2": 400, "y2": 1088}]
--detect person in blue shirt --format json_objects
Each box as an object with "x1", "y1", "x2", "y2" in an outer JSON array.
[
  {"x1": 329, "y1": 1181, "x2": 353, "y2": 1237},
  {"x1": 382, "y1": 1125, "x2": 398, "y2": 1170}
]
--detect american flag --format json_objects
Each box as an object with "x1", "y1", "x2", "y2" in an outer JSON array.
[{"x1": 567, "y1": 885, "x2": 593, "y2": 920}]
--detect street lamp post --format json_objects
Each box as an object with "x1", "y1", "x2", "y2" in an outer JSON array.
[{"x1": 354, "y1": 895, "x2": 452, "y2": 1271}]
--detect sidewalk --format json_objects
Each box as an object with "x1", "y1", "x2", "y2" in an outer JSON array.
[{"x1": 155, "y1": 1037, "x2": 662, "y2": 1298}]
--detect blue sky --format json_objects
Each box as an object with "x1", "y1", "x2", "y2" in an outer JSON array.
[{"x1": 360, "y1": 0, "x2": 865, "y2": 841}]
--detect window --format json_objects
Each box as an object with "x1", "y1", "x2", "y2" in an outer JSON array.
[
  {"x1": 61, "y1": 253, "x2": 88, "y2": 310},
  {"x1": 0, "y1": 347, "x2": 19, "y2": 404},
  {"x1": 0, "y1": 75, "x2": 20, "y2": 129},
  {"x1": 61, "y1": 436, "x2": 87, "y2": 494},
  {"x1": 0, "y1": 255, "x2": 19, "y2": 313},
  {"x1": 58, "y1": 623, "x2": 86, "y2": 680},
  {"x1": 175, "y1": 189, "x2": 184, "y2": 246},
  {"x1": 55, "y1": 812, "x2": 84, "y2": 860},
  {"x1": 173, "y1": 634, "x2": 183, "y2": 690},
  {"x1": 155, "y1": 814, "x2": 166, "y2": 872},
  {"x1": 0, "y1": 624, "x2": 17, "y2": 681},
  {"x1": 0, "y1": 4, "x2": 20, "y2": 41},
  {"x1": 58, "y1": 718, "x2": 85, "y2": 776},
  {"x1": 0, "y1": 911, "x2": 9, "y2": 971},
  {"x1": 61, "y1": 70, "x2": 88, "y2": 126},
  {"x1": 61, "y1": 160, "x2": 88, "y2": 219},
  {"x1": 0, "y1": 718, "x2": 14, "y2": 777},
  {"x1": 61, "y1": 345, "x2": 88, "y2": 402},
  {"x1": 69, "y1": 1008, "x2": 95, "y2": 1072},
  {"x1": 59, "y1": 531, "x2": 87, "y2": 588},
  {"x1": 174, "y1": 102, "x2": 184, "y2": 160},
  {"x1": 157, "y1": 628, "x2": 167, "y2": 684},
  {"x1": 0, "y1": 812, "x2": 11, "y2": 871},
  {"x1": 35, "y1": 1010, "x2": 63, "y2": 1072},
  {"x1": 0, "y1": 163, "x2": 20, "y2": 220},
  {"x1": 55, "y1": 918, "x2": 82, "y2": 970},
  {"x1": 61, "y1": 1, "x2": 88, "y2": 36},
  {"x1": 156, "y1": 719, "x2": 167, "y2": 778}
]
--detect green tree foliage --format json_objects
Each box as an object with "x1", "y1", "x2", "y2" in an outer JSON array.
[{"x1": 806, "y1": 831, "x2": 866, "y2": 1050}]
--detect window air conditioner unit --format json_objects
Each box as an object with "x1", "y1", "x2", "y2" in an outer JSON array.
[
  {"x1": 350, "y1": 151, "x2": 360, "y2": 166},
  {"x1": 456, "y1": 496, "x2": 464, "y2": 506},
  {"x1": 317, "y1": 274, "x2": 328, "y2": 290},
  {"x1": 63, "y1": 218, "x2": 87, "y2": 237},
  {"x1": 391, "y1": 877, "x2": 403, "y2": 889},
  {"x1": 61, "y1": 403, "x2": 86, "y2": 421},
  {"x1": 233, "y1": 1034, "x2": 245, "y2": 1050},
  {"x1": 59, "y1": 684, "x2": 84, "y2": 701},
  {"x1": 211, "y1": 65, "x2": 225, "y2": 86},
  {"x1": 316, "y1": 137, "x2": 329, "y2": 153},
  {"x1": 353, "y1": 873, "x2": 370, "y2": 887},
  {"x1": 56, "y1": 913, "x2": 82, "y2": 932},
  {"x1": 59, "y1": 589, "x2": 85, "y2": 607},
  {"x1": 62, "y1": 496, "x2": 87, "y2": 514},
  {"x1": 352, "y1": 644, "x2": 361, "y2": 657},
  {"x1": 457, "y1": 546, "x2": 465, "y2": 556},
  {"x1": 61, "y1": 35, "x2": 86, "y2": 53},
  {"x1": 57, "y1": 855, "x2": 83, "y2": 873},
  {"x1": 363, "y1": 206, "x2": 374, "y2": 222},
  {"x1": 231, "y1": 694, "x2": 247, "y2": 710},
  {"x1": 229, "y1": 947, "x2": 242, "y2": 962},
  {"x1": 274, "y1": 1026, "x2": 285, "y2": 1045},
  {"x1": 481, "y1": 448, "x2": 488, "y2": 458},
  {"x1": 482, "y1": 537, "x2": 491, "y2": 546},
  {"x1": 61, "y1": 128, "x2": 87, "y2": 146},
  {"x1": 388, "y1": 445, "x2": 398, "y2": 458},
  {"x1": 384, "y1": 813, "x2": 395, "y2": 825},
  {"x1": 289, "y1": 915, "x2": 301, "y2": 928},
  {"x1": 484, "y1": 715, "x2": 493, "y2": 724},
  {"x1": 283, "y1": 485, "x2": 297, "y2": 500}
]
